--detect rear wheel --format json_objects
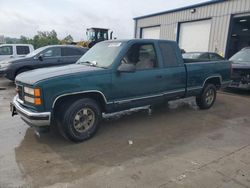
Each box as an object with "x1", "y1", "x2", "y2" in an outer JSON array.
[
  {"x1": 196, "y1": 84, "x2": 217, "y2": 109},
  {"x1": 60, "y1": 98, "x2": 101, "y2": 142}
]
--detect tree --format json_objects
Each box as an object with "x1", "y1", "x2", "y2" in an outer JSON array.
[
  {"x1": 61, "y1": 35, "x2": 74, "y2": 44},
  {"x1": 5, "y1": 30, "x2": 75, "y2": 49},
  {"x1": 32, "y1": 30, "x2": 60, "y2": 49},
  {"x1": 5, "y1": 37, "x2": 20, "y2": 44},
  {"x1": 20, "y1": 35, "x2": 33, "y2": 44}
]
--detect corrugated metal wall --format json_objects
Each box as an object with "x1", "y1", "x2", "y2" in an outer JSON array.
[{"x1": 135, "y1": 0, "x2": 250, "y2": 55}]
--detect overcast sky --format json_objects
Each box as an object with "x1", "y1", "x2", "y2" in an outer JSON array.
[{"x1": 0, "y1": 0, "x2": 206, "y2": 41}]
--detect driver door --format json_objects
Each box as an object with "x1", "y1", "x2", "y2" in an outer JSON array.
[
  {"x1": 111, "y1": 42, "x2": 166, "y2": 110},
  {"x1": 35, "y1": 47, "x2": 62, "y2": 68}
]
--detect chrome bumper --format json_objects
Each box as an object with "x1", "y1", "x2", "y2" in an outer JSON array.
[{"x1": 11, "y1": 95, "x2": 51, "y2": 127}]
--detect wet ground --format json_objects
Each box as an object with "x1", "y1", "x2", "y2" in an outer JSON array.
[{"x1": 0, "y1": 77, "x2": 250, "y2": 188}]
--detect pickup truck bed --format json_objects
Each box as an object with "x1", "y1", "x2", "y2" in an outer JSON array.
[
  {"x1": 185, "y1": 61, "x2": 231, "y2": 96},
  {"x1": 11, "y1": 39, "x2": 232, "y2": 142}
]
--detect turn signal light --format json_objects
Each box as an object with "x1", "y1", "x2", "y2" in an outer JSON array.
[
  {"x1": 34, "y1": 88, "x2": 41, "y2": 97},
  {"x1": 34, "y1": 98, "x2": 42, "y2": 105}
]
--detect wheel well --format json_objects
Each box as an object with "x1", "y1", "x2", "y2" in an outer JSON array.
[
  {"x1": 204, "y1": 77, "x2": 221, "y2": 89},
  {"x1": 53, "y1": 92, "x2": 107, "y2": 115}
]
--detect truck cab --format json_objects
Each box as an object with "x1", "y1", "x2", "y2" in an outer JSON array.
[{"x1": 0, "y1": 44, "x2": 34, "y2": 61}]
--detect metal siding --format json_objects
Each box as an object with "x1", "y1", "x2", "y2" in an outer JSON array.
[{"x1": 135, "y1": 0, "x2": 250, "y2": 55}]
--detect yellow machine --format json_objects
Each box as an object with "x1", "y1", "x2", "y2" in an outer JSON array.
[{"x1": 77, "y1": 27, "x2": 113, "y2": 48}]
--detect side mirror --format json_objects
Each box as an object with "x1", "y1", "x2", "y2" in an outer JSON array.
[
  {"x1": 38, "y1": 54, "x2": 44, "y2": 61},
  {"x1": 117, "y1": 63, "x2": 136, "y2": 73}
]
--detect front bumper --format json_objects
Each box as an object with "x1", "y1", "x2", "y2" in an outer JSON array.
[{"x1": 11, "y1": 95, "x2": 51, "y2": 127}]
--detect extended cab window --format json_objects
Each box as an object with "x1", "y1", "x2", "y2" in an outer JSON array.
[
  {"x1": 62, "y1": 47, "x2": 81, "y2": 56},
  {"x1": 16, "y1": 46, "x2": 30, "y2": 55},
  {"x1": 159, "y1": 42, "x2": 179, "y2": 67},
  {"x1": 43, "y1": 47, "x2": 61, "y2": 58},
  {"x1": 0, "y1": 46, "x2": 13, "y2": 55},
  {"x1": 122, "y1": 43, "x2": 158, "y2": 70}
]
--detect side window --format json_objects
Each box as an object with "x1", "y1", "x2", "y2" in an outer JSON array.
[
  {"x1": 43, "y1": 47, "x2": 61, "y2": 58},
  {"x1": 121, "y1": 43, "x2": 158, "y2": 70},
  {"x1": 209, "y1": 53, "x2": 224, "y2": 61},
  {"x1": 16, "y1": 46, "x2": 30, "y2": 55},
  {"x1": 199, "y1": 53, "x2": 209, "y2": 60},
  {"x1": 61, "y1": 47, "x2": 82, "y2": 56},
  {"x1": 159, "y1": 42, "x2": 179, "y2": 67},
  {"x1": 0, "y1": 46, "x2": 13, "y2": 55}
]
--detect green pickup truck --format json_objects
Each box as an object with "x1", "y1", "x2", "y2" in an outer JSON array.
[{"x1": 11, "y1": 39, "x2": 232, "y2": 142}]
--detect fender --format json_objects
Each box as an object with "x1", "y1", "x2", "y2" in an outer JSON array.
[{"x1": 52, "y1": 90, "x2": 112, "y2": 108}]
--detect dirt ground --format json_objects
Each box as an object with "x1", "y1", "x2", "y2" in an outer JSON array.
[{"x1": 0, "y1": 77, "x2": 250, "y2": 188}]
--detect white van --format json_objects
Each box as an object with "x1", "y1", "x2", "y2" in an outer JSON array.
[{"x1": 0, "y1": 44, "x2": 34, "y2": 61}]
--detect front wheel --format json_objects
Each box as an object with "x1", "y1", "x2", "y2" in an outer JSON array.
[
  {"x1": 196, "y1": 84, "x2": 217, "y2": 110},
  {"x1": 60, "y1": 98, "x2": 101, "y2": 142}
]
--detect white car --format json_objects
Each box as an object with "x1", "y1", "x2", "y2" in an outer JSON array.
[{"x1": 0, "y1": 44, "x2": 34, "y2": 61}]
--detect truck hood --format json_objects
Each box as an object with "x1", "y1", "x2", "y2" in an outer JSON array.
[{"x1": 15, "y1": 64, "x2": 103, "y2": 85}]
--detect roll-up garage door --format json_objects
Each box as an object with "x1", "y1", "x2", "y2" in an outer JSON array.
[
  {"x1": 141, "y1": 26, "x2": 160, "y2": 39},
  {"x1": 178, "y1": 19, "x2": 211, "y2": 52}
]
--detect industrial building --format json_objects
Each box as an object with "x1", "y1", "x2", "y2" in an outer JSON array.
[{"x1": 134, "y1": 0, "x2": 250, "y2": 58}]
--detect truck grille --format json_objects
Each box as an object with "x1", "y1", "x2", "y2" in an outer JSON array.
[{"x1": 16, "y1": 85, "x2": 24, "y2": 101}]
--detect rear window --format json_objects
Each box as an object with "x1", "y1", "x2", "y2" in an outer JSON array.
[
  {"x1": 16, "y1": 46, "x2": 30, "y2": 55},
  {"x1": 61, "y1": 47, "x2": 82, "y2": 56},
  {"x1": 183, "y1": 53, "x2": 202, "y2": 59},
  {"x1": 159, "y1": 42, "x2": 179, "y2": 67}
]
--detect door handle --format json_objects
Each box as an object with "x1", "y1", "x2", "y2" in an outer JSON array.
[{"x1": 155, "y1": 75, "x2": 163, "y2": 79}]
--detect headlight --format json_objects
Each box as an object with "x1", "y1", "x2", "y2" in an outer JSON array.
[
  {"x1": 24, "y1": 87, "x2": 42, "y2": 105},
  {"x1": 24, "y1": 96, "x2": 42, "y2": 105},
  {"x1": 24, "y1": 87, "x2": 41, "y2": 97},
  {"x1": 0, "y1": 61, "x2": 11, "y2": 69}
]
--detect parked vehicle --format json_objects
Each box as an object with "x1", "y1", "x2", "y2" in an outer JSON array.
[
  {"x1": 0, "y1": 45, "x2": 88, "y2": 80},
  {"x1": 229, "y1": 47, "x2": 250, "y2": 90},
  {"x1": 10, "y1": 39, "x2": 232, "y2": 142},
  {"x1": 183, "y1": 52, "x2": 225, "y2": 62},
  {"x1": 0, "y1": 44, "x2": 34, "y2": 61}
]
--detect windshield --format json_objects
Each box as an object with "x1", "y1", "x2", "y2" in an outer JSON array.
[
  {"x1": 77, "y1": 41, "x2": 124, "y2": 68},
  {"x1": 230, "y1": 49, "x2": 250, "y2": 63},
  {"x1": 87, "y1": 30, "x2": 95, "y2": 41},
  {"x1": 25, "y1": 46, "x2": 47, "y2": 58},
  {"x1": 183, "y1": 53, "x2": 202, "y2": 59}
]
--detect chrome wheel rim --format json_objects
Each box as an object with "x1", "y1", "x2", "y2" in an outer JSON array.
[
  {"x1": 205, "y1": 88, "x2": 215, "y2": 105},
  {"x1": 73, "y1": 108, "x2": 95, "y2": 133}
]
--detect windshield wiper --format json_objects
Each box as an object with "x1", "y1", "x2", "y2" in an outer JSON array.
[{"x1": 78, "y1": 61, "x2": 107, "y2": 69}]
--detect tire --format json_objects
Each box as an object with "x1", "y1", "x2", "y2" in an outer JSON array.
[
  {"x1": 196, "y1": 84, "x2": 217, "y2": 110},
  {"x1": 60, "y1": 98, "x2": 101, "y2": 142}
]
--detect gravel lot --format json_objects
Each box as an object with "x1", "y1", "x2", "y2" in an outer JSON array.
[{"x1": 0, "y1": 77, "x2": 250, "y2": 188}]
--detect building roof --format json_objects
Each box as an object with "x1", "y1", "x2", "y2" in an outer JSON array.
[{"x1": 133, "y1": 0, "x2": 225, "y2": 20}]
